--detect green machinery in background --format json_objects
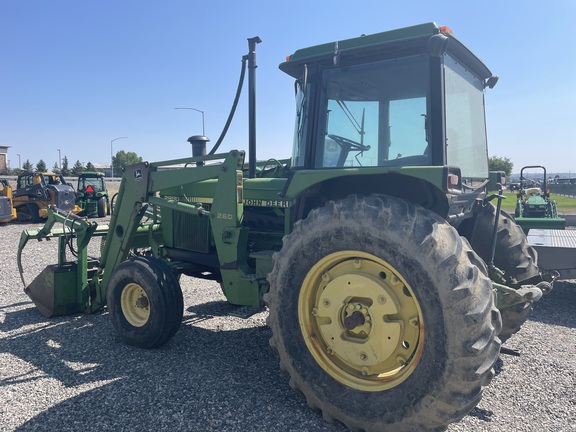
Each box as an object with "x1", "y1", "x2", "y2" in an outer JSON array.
[
  {"x1": 17, "y1": 24, "x2": 557, "y2": 432},
  {"x1": 515, "y1": 165, "x2": 565, "y2": 233},
  {"x1": 76, "y1": 171, "x2": 111, "y2": 218}
]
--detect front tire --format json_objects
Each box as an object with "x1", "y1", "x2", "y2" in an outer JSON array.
[
  {"x1": 266, "y1": 195, "x2": 501, "y2": 432},
  {"x1": 107, "y1": 257, "x2": 183, "y2": 348}
]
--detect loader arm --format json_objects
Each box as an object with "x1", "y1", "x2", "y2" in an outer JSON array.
[{"x1": 98, "y1": 151, "x2": 246, "y2": 296}]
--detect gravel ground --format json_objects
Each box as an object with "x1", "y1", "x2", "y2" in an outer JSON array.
[{"x1": 0, "y1": 220, "x2": 574, "y2": 432}]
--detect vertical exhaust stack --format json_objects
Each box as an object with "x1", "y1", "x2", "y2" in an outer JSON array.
[{"x1": 247, "y1": 36, "x2": 261, "y2": 178}]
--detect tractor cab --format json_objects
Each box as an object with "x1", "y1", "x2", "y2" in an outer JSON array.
[
  {"x1": 281, "y1": 23, "x2": 497, "y2": 195},
  {"x1": 77, "y1": 172, "x2": 106, "y2": 194}
]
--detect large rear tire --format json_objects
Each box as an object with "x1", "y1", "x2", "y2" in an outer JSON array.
[
  {"x1": 107, "y1": 257, "x2": 183, "y2": 348},
  {"x1": 462, "y1": 203, "x2": 539, "y2": 283},
  {"x1": 461, "y1": 203, "x2": 539, "y2": 342},
  {"x1": 97, "y1": 197, "x2": 107, "y2": 218},
  {"x1": 266, "y1": 194, "x2": 501, "y2": 432}
]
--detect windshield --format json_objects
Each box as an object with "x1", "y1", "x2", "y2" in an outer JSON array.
[
  {"x1": 444, "y1": 54, "x2": 488, "y2": 179},
  {"x1": 78, "y1": 177, "x2": 105, "y2": 192},
  {"x1": 314, "y1": 55, "x2": 430, "y2": 168}
]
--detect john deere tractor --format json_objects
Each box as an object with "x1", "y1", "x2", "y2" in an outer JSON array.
[
  {"x1": 514, "y1": 165, "x2": 565, "y2": 233},
  {"x1": 18, "y1": 24, "x2": 555, "y2": 431},
  {"x1": 76, "y1": 171, "x2": 110, "y2": 218}
]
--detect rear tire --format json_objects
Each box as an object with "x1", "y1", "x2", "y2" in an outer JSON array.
[
  {"x1": 498, "y1": 302, "x2": 533, "y2": 343},
  {"x1": 460, "y1": 203, "x2": 539, "y2": 342},
  {"x1": 462, "y1": 203, "x2": 539, "y2": 283},
  {"x1": 97, "y1": 197, "x2": 107, "y2": 218},
  {"x1": 107, "y1": 257, "x2": 183, "y2": 348},
  {"x1": 266, "y1": 194, "x2": 501, "y2": 431}
]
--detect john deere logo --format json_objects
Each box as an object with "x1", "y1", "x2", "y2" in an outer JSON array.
[{"x1": 134, "y1": 169, "x2": 142, "y2": 181}]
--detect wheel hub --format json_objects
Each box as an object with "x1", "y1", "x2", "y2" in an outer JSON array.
[
  {"x1": 343, "y1": 309, "x2": 366, "y2": 330},
  {"x1": 299, "y1": 251, "x2": 424, "y2": 391},
  {"x1": 121, "y1": 283, "x2": 151, "y2": 327}
]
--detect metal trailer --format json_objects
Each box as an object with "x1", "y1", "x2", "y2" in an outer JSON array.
[{"x1": 527, "y1": 229, "x2": 576, "y2": 280}]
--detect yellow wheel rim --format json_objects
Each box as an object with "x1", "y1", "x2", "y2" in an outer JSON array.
[
  {"x1": 121, "y1": 283, "x2": 150, "y2": 327},
  {"x1": 298, "y1": 251, "x2": 424, "y2": 391}
]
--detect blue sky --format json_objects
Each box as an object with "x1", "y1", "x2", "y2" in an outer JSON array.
[{"x1": 1, "y1": 1, "x2": 575, "y2": 174}]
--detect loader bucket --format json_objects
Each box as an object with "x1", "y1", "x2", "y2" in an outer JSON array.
[{"x1": 24, "y1": 263, "x2": 86, "y2": 317}]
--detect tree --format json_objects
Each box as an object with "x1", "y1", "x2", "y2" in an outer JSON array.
[
  {"x1": 113, "y1": 150, "x2": 143, "y2": 176},
  {"x1": 85, "y1": 161, "x2": 95, "y2": 171},
  {"x1": 51, "y1": 162, "x2": 61, "y2": 174},
  {"x1": 36, "y1": 159, "x2": 47, "y2": 172},
  {"x1": 61, "y1": 156, "x2": 70, "y2": 176},
  {"x1": 488, "y1": 156, "x2": 513, "y2": 177},
  {"x1": 71, "y1": 160, "x2": 85, "y2": 175},
  {"x1": 22, "y1": 159, "x2": 33, "y2": 172}
]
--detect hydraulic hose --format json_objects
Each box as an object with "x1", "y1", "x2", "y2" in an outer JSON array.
[{"x1": 209, "y1": 57, "x2": 247, "y2": 155}]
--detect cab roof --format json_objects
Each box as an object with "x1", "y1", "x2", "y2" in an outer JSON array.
[{"x1": 279, "y1": 22, "x2": 492, "y2": 80}]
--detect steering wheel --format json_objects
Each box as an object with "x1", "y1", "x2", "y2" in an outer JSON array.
[{"x1": 327, "y1": 134, "x2": 370, "y2": 152}]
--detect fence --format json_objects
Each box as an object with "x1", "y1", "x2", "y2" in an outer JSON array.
[{"x1": 549, "y1": 184, "x2": 576, "y2": 198}]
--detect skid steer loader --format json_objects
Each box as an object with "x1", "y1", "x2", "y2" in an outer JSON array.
[{"x1": 13, "y1": 171, "x2": 81, "y2": 222}]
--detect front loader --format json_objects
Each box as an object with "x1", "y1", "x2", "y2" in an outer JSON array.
[{"x1": 18, "y1": 24, "x2": 555, "y2": 431}]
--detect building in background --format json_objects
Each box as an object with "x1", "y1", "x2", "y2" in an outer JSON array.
[{"x1": 0, "y1": 146, "x2": 10, "y2": 173}]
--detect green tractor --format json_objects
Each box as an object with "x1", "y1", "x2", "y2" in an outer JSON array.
[
  {"x1": 514, "y1": 165, "x2": 565, "y2": 233},
  {"x1": 76, "y1": 172, "x2": 110, "y2": 218},
  {"x1": 18, "y1": 24, "x2": 555, "y2": 431}
]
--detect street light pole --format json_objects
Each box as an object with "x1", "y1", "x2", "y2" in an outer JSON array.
[
  {"x1": 57, "y1": 149, "x2": 61, "y2": 170},
  {"x1": 174, "y1": 107, "x2": 205, "y2": 136},
  {"x1": 17, "y1": 154, "x2": 21, "y2": 170},
  {"x1": 110, "y1": 136, "x2": 128, "y2": 178}
]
